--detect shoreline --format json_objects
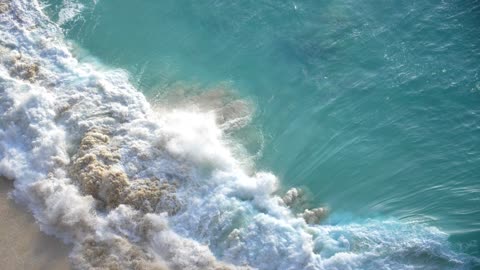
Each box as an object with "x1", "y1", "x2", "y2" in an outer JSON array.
[{"x1": 0, "y1": 177, "x2": 71, "y2": 270}]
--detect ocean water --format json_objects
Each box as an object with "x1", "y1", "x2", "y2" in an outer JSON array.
[
  {"x1": 0, "y1": 0, "x2": 479, "y2": 269},
  {"x1": 51, "y1": 0, "x2": 480, "y2": 254}
]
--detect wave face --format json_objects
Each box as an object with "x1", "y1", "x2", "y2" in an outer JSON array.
[{"x1": 0, "y1": 0, "x2": 478, "y2": 269}]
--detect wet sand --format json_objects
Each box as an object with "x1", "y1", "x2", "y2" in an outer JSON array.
[{"x1": 0, "y1": 177, "x2": 72, "y2": 270}]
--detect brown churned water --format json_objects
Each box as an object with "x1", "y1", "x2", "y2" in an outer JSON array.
[{"x1": 0, "y1": 177, "x2": 71, "y2": 270}]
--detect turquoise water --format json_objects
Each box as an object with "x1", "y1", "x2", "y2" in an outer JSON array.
[{"x1": 44, "y1": 0, "x2": 479, "y2": 258}]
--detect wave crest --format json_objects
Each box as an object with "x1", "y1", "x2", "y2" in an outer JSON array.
[{"x1": 0, "y1": 0, "x2": 477, "y2": 269}]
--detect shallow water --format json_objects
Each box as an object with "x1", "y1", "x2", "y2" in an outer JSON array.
[
  {"x1": 46, "y1": 0, "x2": 480, "y2": 256},
  {"x1": 0, "y1": 0, "x2": 479, "y2": 269}
]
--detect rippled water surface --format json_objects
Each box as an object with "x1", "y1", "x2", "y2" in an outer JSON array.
[{"x1": 41, "y1": 0, "x2": 480, "y2": 257}]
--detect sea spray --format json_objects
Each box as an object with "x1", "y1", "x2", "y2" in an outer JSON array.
[{"x1": 0, "y1": 0, "x2": 477, "y2": 269}]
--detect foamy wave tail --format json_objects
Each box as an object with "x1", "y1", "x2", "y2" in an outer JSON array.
[{"x1": 0, "y1": 0, "x2": 477, "y2": 269}]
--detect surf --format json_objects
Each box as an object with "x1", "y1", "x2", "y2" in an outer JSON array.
[{"x1": 0, "y1": 0, "x2": 477, "y2": 269}]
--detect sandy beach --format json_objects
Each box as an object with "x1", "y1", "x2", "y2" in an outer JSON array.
[{"x1": 0, "y1": 177, "x2": 71, "y2": 270}]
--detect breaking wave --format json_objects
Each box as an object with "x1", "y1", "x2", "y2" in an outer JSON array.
[{"x1": 0, "y1": 0, "x2": 477, "y2": 269}]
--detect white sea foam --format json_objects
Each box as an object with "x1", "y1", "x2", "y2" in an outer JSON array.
[{"x1": 0, "y1": 0, "x2": 477, "y2": 269}]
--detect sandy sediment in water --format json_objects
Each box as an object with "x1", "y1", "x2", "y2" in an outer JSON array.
[{"x1": 0, "y1": 177, "x2": 71, "y2": 270}]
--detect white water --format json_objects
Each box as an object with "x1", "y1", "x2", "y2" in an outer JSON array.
[
  {"x1": 0, "y1": 1, "x2": 476, "y2": 269},
  {"x1": 56, "y1": 0, "x2": 84, "y2": 27}
]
